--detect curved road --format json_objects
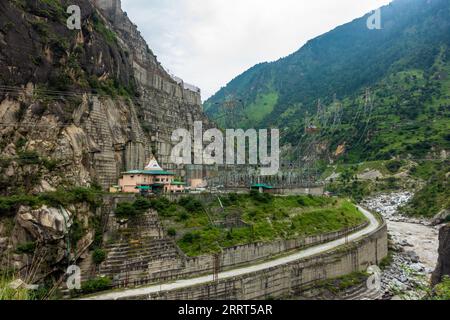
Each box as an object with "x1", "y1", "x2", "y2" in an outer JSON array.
[{"x1": 84, "y1": 206, "x2": 381, "y2": 300}]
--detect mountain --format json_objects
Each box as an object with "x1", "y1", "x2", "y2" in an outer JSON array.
[
  {"x1": 0, "y1": 0, "x2": 209, "y2": 193},
  {"x1": 204, "y1": 0, "x2": 450, "y2": 164},
  {"x1": 0, "y1": 0, "x2": 209, "y2": 282}
]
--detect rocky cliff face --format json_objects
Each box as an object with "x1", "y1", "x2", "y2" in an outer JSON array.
[
  {"x1": 0, "y1": 0, "x2": 209, "y2": 290},
  {"x1": 432, "y1": 224, "x2": 450, "y2": 286},
  {"x1": 92, "y1": 0, "x2": 209, "y2": 173},
  {"x1": 0, "y1": 0, "x2": 209, "y2": 193}
]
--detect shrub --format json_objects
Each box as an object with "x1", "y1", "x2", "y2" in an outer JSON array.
[
  {"x1": 297, "y1": 197, "x2": 306, "y2": 206},
  {"x1": 114, "y1": 202, "x2": 137, "y2": 218},
  {"x1": 90, "y1": 216, "x2": 104, "y2": 249},
  {"x1": 149, "y1": 197, "x2": 172, "y2": 215},
  {"x1": 250, "y1": 190, "x2": 273, "y2": 203},
  {"x1": 80, "y1": 277, "x2": 112, "y2": 294},
  {"x1": 379, "y1": 251, "x2": 394, "y2": 270},
  {"x1": 41, "y1": 158, "x2": 58, "y2": 171},
  {"x1": 228, "y1": 193, "x2": 238, "y2": 204},
  {"x1": 180, "y1": 232, "x2": 200, "y2": 244},
  {"x1": 69, "y1": 219, "x2": 84, "y2": 248},
  {"x1": 167, "y1": 228, "x2": 177, "y2": 237},
  {"x1": 15, "y1": 138, "x2": 27, "y2": 150},
  {"x1": 92, "y1": 249, "x2": 107, "y2": 265},
  {"x1": 430, "y1": 276, "x2": 450, "y2": 300},
  {"x1": 385, "y1": 160, "x2": 403, "y2": 173},
  {"x1": 0, "y1": 195, "x2": 41, "y2": 217},
  {"x1": 178, "y1": 196, "x2": 203, "y2": 213},
  {"x1": 39, "y1": 187, "x2": 102, "y2": 209},
  {"x1": 132, "y1": 198, "x2": 152, "y2": 212},
  {"x1": 115, "y1": 198, "x2": 156, "y2": 218},
  {"x1": 178, "y1": 212, "x2": 189, "y2": 221},
  {"x1": 17, "y1": 150, "x2": 41, "y2": 165},
  {"x1": 15, "y1": 242, "x2": 36, "y2": 254}
]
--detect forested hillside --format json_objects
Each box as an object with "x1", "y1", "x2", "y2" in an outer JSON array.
[{"x1": 205, "y1": 0, "x2": 450, "y2": 164}]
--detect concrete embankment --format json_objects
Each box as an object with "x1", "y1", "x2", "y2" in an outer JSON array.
[{"x1": 85, "y1": 207, "x2": 387, "y2": 300}]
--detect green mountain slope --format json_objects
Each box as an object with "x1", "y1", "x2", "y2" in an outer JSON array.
[{"x1": 205, "y1": 0, "x2": 450, "y2": 163}]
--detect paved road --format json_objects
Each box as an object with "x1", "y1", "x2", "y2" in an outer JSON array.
[{"x1": 83, "y1": 206, "x2": 381, "y2": 300}]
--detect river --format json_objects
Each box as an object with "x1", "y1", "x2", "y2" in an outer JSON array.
[{"x1": 362, "y1": 192, "x2": 440, "y2": 300}]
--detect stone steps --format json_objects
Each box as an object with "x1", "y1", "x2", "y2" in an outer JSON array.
[
  {"x1": 95, "y1": 212, "x2": 185, "y2": 288},
  {"x1": 343, "y1": 285, "x2": 382, "y2": 300}
]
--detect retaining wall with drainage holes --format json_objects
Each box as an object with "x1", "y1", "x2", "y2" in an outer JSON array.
[{"x1": 122, "y1": 218, "x2": 387, "y2": 300}]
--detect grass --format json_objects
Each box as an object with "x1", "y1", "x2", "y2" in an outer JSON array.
[
  {"x1": 79, "y1": 277, "x2": 112, "y2": 295},
  {"x1": 92, "y1": 13, "x2": 118, "y2": 46},
  {"x1": 158, "y1": 193, "x2": 368, "y2": 257},
  {"x1": 379, "y1": 251, "x2": 394, "y2": 270},
  {"x1": 0, "y1": 277, "x2": 30, "y2": 300},
  {"x1": 316, "y1": 272, "x2": 369, "y2": 294},
  {"x1": 243, "y1": 91, "x2": 278, "y2": 126},
  {"x1": 401, "y1": 161, "x2": 450, "y2": 217},
  {"x1": 428, "y1": 276, "x2": 450, "y2": 300},
  {"x1": 0, "y1": 269, "x2": 34, "y2": 300},
  {"x1": 0, "y1": 187, "x2": 104, "y2": 217}
]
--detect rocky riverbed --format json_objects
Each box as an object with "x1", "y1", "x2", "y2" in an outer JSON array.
[{"x1": 362, "y1": 192, "x2": 440, "y2": 300}]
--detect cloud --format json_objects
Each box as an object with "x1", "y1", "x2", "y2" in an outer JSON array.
[{"x1": 121, "y1": 0, "x2": 392, "y2": 100}]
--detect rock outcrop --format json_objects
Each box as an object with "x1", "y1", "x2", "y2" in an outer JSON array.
[
  {"x1": 0, "y1": 0, "x2": 212, "y2": 289},
  {"x1": 432, "y1": 224, "x2": 450, "y2": 286},
  {"x1": 16, "y1": 205, "x2": 72, "y2": 241},
  {"x1": 0, "y1": 0, "x2": 210, "y2": 192},
  {"x1": 92, "y1": 0, "x2": 209, "y2": 172}
]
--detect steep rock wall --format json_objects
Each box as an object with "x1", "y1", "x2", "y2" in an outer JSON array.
[
  {"x1": 93, "y1": 0, "x2": 209, "y2": 172},
  {"x1": 0, "y1": 0, "x2": 210, "y2": 192},
  {"x1": 432, "y1": 224, "x2": 450, "y2": 286}
]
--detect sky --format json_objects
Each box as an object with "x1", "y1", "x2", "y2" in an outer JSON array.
[{"x1": 121, "y1": 0, "x2": 393, "y2": 100}]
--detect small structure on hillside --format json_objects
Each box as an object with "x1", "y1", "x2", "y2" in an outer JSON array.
[
  {"x1": 251, "y1": 183, "x2": 275, "y2": 194},
  {"x1": 118, "y1": 157, "x2": 186, "y2": 194}
]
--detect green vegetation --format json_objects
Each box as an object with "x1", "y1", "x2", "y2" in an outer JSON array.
[
  {"x1": 0, "y1": 276, "x2": 31, "y2": 300},
  {"x1": 69, "y1": 218, "x2": 85, "y2": 248},
  {"x1": 13, "y1": 0, "x2": 66, "y2": 23},
  {"x1": 379, "y1": 251, "x2": 394, "y2": 270},
  {"x1": 401, "y1": 161, "x2": 450, "y2": 217},
  {"x1": 92, "y1": 13, "x2": 118, "y2": 46},
  {"x1": 167, "y1": 228, "x2": 177, "y2": 237},
  {"x1": 38, "y1": 187, "x2": 103, "y2": 209},
  {"x1": 316, "y1": 272, "x2": 369, "y2": 294},
  {"x1": 92, "y1": 249, "x2": 107, "y2": 265},
  {"x1": 385, "y1": 160, "x2": 405, "y2": 174},
  {"x1": 153, "y1": 194, "x2": 367, "y2": 257},
  {"x1": 0, "y1": 187, "x2": 103, "y2": 217},
  {"x1": 80, "y1": 277, "x2": 112, "y2": 294},
  {"x1": 87, "y1": 76, "x2": 135, "y2": 98},
  {"x1": 205, "y1": 0, "x2": 450, "y2": 167},
  {"x1": 428, "y1": 276, "x2": 450, "y2": 300},
  {"x1": 114, "y1": 197, "x2": 153, "y2": 218},
  {"x1": 15, "y1": 242, "x2": 36, "y2": 255},
  {"x1": 11, "y1": 0, "x2": 135, "y2": 100}
]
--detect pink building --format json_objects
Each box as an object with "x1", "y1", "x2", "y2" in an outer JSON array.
[{"x1": 118, "y1": 158, "x2": 186, "y2": 194}]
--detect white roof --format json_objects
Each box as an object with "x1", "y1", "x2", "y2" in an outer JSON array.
[{"x1": 144, "y1": 157, "x2": 163, "y2": 171}]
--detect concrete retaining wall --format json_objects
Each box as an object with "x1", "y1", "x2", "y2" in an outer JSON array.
[
  {"x1": 180, "y1": 223, "x2": 369, "y2": 276},
  {"x1": 124, "y1": 219, "x2": 387, "y2": 300}
]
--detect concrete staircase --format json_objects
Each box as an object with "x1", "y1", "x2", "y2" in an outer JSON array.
[
  {"x1": 84, "y1": 98, "x2": 119, "y2": 189},
  {"x1": 341, "y1": 284, "x2": 383, "y2": 300},
  {"x1": 98, "y1": 211, "x2": 185, "y2": 288},
  {"x1": 59, "y1": 253, "x2": 97, "y2": 299}
]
